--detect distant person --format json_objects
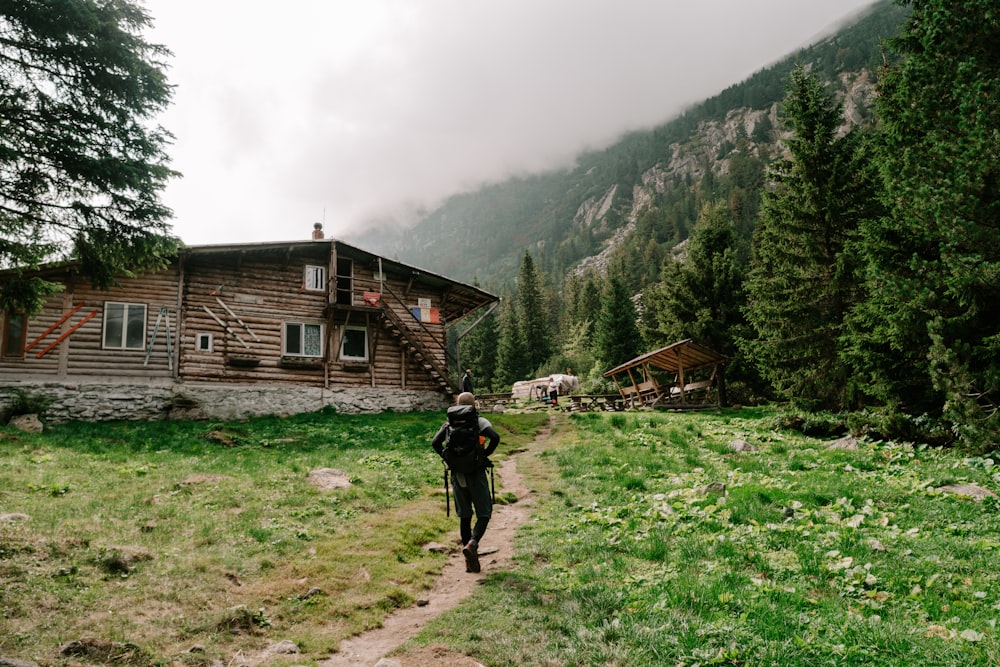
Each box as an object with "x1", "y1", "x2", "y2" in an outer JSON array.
[
  {"x1": 548, "y1": 376, "x2": 559, "y2": 406},
  {"x1": 462, "y1": 368, "x2": 473, "y2": 394},
  {"x1": 431, "y1": 392, "x2": 501, "y2": 573}
]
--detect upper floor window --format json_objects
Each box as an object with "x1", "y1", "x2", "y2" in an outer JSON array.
[
  {"x1": 2, "y1": 313, "x2": 26, "y2": 359},
  {"x1": 284, "y1": 321, "x2": 323, "y2": 357},
  {"x1": 103, "y1": 302, "x2": 146, "y2": 350},
  {"x1": 304, "y1": 265, "x2": 326, "y2": 292},
  {"x1": 340, "y1": 325, "x2": 368, "y2": 362}
]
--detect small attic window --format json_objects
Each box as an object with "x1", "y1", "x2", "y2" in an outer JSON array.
[{"x1": 304, "y1": 265, "x2": 326, "y2": 292}]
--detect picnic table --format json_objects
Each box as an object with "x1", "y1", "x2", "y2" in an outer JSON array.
[
  {"x1": 476, "y1": 392, "x2": 514, "y2": 410},
  {"x1": 565, "y1": 394, "x2": 626, "y2": 412}
]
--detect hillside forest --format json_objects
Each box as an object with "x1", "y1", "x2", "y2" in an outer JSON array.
[{"x1": 357, "y1": 0, "x2": 999, "y2": 450}]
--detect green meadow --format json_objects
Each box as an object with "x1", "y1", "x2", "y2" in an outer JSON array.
[{"x1": 2, "y1": 407, "x2": 998, "y2": 666}]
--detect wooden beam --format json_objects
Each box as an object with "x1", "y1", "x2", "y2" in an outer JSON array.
[
  {"x1": 202, "y1": 305, "x2": 250, "y2": 348},
  {"x1": 35, "y1": 310, "x2": 98, "y2": 358},
  {"x1": 24, "y1": 303, "x2": 83, "y2": 352}
]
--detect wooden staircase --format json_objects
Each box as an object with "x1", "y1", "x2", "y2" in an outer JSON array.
[{"x1": 379, "y1": 303, "x2": 456, "y2": 393}]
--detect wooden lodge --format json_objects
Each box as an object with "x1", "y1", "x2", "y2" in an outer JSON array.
[
  {"x1": 603, "y1": 339, "x2": 726, "y2": 409},
  {"x1": 0, "y1": 237, "x2": 498, "y2": 420}
]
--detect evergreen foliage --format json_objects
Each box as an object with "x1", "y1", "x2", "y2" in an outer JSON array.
[
  {"x1": 516, "y1": 251, "x2": 553, "y2": 372},
  {"x1": 457, "y1": 307, "x2": 499, "y2": 393},
  {"x1": 492, "y1": 298, "x2": 530, "y2": 389},
  {"x1": 641, "y1": 201, "x2": 751, "y2": 404},
  {"x1": 742, "y1": 66, "x2": 881, "y2": 411},
  {"x1": 0, "y1": 0, "x2": 179, "y2": 314},
  {"x1": 847, "y1": 0, "x2": 1000, "y2": 443},
  {"x1": 594, "y1": 272, "x2": 641, "y2": 369}
]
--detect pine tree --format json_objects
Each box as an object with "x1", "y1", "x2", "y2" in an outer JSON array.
[
  {"x1": 594, "y1": 272, "x2": 641, "y2": 369},
  {"x1": 641, "y1": 201, "x2": 751, "y2": 404},
  {"x1": 458, "y1": 308, "x2": 499, "y2": 392},
  {"x1": 849, "y1": 0, "x2": 1000, "y2": 441},
  {"x1": 742, "y1": 66, "x2": 880, "y2": 410},
  {"x1": 515, "y1": 251, "x2": 552, "y2": 373},
  {"x1": 0, "y1": 0, "x2": 179, "y2": 314},
  {"x1": 493, "y1": 298, "x2": 530, "y2": 389}
]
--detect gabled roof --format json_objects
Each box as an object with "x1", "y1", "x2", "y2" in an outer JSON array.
[
  {"x1": 2, "y1": 237, "x2": 498, "y2": 324},
  {"x1": 603, "y1": 339, "x2": 726, "y2": 377},
  {"x1": 180, "y1": 238, "x2": 498, "y2": 323}
]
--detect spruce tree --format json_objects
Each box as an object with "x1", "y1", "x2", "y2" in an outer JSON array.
[
  {"x1": 642, "y1": 201, "x2": 750, "y2": 404},
  {"x1": 493, "y1": 298, "x2": 530, "y2": 389},
  {"x1": 594, "y1": 272, "x2": 641, "y2": 370},
  {"x1": 458, "y1": 308, "x2": 499, "y2": 392},
  {"x1": 515, "y1": 250, "x2": 552, "y2": 373},
  {"x1": 742, "y1": 66, "x2": 879, "y2": 410},
  {"x1": 0, "y1": 0, "x2": 178, "y2": 314},
  {"x1": 849, "y1": 0, "x2": 1000, "y2": 441}
]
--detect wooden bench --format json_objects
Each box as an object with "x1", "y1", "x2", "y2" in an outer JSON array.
[
  {"x1": 566, "y1": 394, "x2": 628, "y2": 412},
  {"x1": 476, "y1": 392, "x2": 513, "y2": 410},
  {"x1": 663, "y1": 379, "x2": 714, "y2": 405}
]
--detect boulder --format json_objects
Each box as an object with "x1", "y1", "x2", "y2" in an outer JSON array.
[{"x1": 8, "y1": 413, "x2": 42, "y2": 434}]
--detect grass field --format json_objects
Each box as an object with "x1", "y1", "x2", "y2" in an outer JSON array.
[
  {"x1": 0, "y1": 408, "x2": 546, "y2": 664},
  {"x1": 409, "y1": 407, "x2": 1000, "y2": 666},
  {"x1": 2, "y1": 406, "x2": 999, "y2": 666}
]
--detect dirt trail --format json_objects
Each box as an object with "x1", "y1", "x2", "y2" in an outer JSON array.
[{"x1": 316, "y1": 415, "x2": 552, "y2": 667}]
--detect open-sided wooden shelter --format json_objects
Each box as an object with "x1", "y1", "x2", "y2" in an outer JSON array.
[{"x1": 603, "y1": 339, "x2": 726, "y2": 408}]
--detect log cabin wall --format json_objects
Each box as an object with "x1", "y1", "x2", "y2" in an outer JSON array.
[
  {"x1": 0, "y1": 266, "x2": 180, "y2": 381},
  {"x1": 179, "y1": 248, "x2": 331, "y2": 386}
]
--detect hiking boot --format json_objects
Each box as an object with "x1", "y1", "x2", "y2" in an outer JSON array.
[{"x1": 462, "y1": 539, "x2": 480, "y2": 573}]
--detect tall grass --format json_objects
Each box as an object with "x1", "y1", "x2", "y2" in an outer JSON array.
[{"x1": 410, "y1": 408, "x2": 1000, "y2": 666}]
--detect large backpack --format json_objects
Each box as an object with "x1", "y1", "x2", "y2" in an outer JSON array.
[{"x1": 442, "y1": 404, "x2": 481, "y2": 473}]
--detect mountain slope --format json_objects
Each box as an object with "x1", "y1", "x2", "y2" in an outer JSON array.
[{"x1": 350, "y1": 0, "x2": 906, "y2": 290}]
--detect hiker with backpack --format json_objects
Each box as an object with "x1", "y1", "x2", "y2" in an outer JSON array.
[{"x1": 431, "y1": 391, "x2": 501, "y2": 573}]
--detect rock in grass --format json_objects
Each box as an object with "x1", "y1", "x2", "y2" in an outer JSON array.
[
  {"x1": 939, "y1": 483, "x2": 997, "y2": 502},
  {"x1": 267, "y1": 639, "x2": 300, "y2": 654},
  {"x1": 307, "y1": 468, "x2": 352, "y2": 490},
  {"x1": 827, "y1": 435, "x2": 858, "y2": 450},
  {"x1": 8, "y1": 414, "x2": 42, "y2": 434},
  {"x1": 1, "y1": 657, "x2": 42, "y2": 667}
]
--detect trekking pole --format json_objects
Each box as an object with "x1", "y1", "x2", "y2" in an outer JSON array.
[
  {"x1": 444, "y1": 468, "x2": 451, "y2": 517},
  {"x1": 489, "y1": 464, "x2": 495, "y2": 503}
]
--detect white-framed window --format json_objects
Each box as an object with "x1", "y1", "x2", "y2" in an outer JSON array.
[
  {"x1": 339, "y1": 325, "x2": 368, "y2": 362},
  {"x1": 284, "y1": 321, "x2": 324, "y2": 357},
  {"x1": 304, "y1": 265, "x2": 326, "y2": 292},
  {"x1": 196, "y1": 332, "x2": 213, "y2": 352},
  {"x1": 103, "y1": 302, "x2": 146, "y2": 350}
]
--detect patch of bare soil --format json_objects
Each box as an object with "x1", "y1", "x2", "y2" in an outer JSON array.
[{"x1": 315, "y1": 416, "x2": 552, "y2": 667}]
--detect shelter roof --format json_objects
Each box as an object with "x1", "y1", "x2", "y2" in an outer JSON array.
[{"x1": 603, "y1": 339, "x2": 726, "y2": 377}]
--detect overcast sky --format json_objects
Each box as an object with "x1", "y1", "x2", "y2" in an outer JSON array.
[{"x1": 143, "y1": 0, "x2": 877, "y2": 246}]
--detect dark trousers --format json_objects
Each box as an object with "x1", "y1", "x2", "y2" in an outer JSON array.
[{"x1": 451, "y1": 468, "x2": 492, "y2": 544}]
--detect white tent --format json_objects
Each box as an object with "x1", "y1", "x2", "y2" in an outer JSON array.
[{"x1": 511, "y1": 374, "x2": 579, "y2": 401}]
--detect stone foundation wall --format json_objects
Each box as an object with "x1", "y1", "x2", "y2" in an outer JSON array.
[{"x1": 0, "y1": 380, "x2": 450, "y2": 424}]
